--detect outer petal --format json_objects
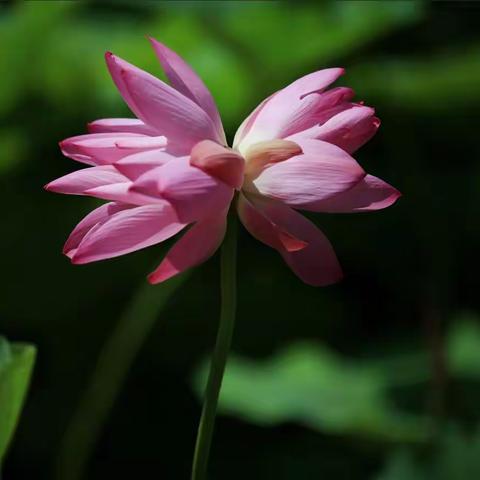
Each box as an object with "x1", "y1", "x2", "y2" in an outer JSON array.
[
  {"x1": 63, "y1": 202, "x2": 132, "y2": 258},
  {"x1": 236, "y1": 68, "x2": 344, "y2": 153},
  {"x1": 114, "y1": 149, "x2": 176, "y2": 180},
  {"x1": 287, "y1": 105, "x2": 379, "y2": 154},
  {"x1": 85, "y1": 182, "x2": 150, "y2": 205},
  {"x1": 60, "y1": 133, "x2": 166, "y2": 165},
  {"x1": 72, "y1": 202, "x2": 186, "y2": 264},
  {"x1": 87, "y1": 118, "x2": 157, "y2": 135},
  {"x1": 149, "y1": 37, "x2": 225, "y2": 144},
  {"x1": 306, "y1": 174, "x2": 401, "y2": 213},
  {"x1": 237, "y1": 193, "x2": 308, "y2": 252},
  {"x1": 239, "y1": 195, "x2": 342, "y2": 286},
  {"x1": 130, "y1": 157, "x2": 234, "y2": 223},
  {"x1": 105, "y1": 53, "x2": 222, "y2": 153},
  {"x1": 148, "y1": 212, "x2": 227, "y2": 284},
  {"x1": 45, "y1": 166, "x2": 127, "y2": 195},
  {"x1": 250, "y1": 139, "x2": 365, "y2": 208}
]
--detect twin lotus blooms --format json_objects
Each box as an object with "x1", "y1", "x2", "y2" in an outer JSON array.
[{"x1": 46, "y1": 37, "x2": 400, "y2": 286}]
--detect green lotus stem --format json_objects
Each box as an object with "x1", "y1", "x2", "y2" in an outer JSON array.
[
  {"x1": 56, "y1": 272, "x2": 189, "y2": 480},
  {"x1": 191, "y1": 214, "x2": 238, "y2": 480}
]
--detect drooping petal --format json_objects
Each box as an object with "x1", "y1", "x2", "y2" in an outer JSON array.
[
  {"x1": 105, "y1": 53, "x2": 222, "y2": 153},
  {"x1": 60, "y1": 133, "x2": 166, "y2": 165},
  {"x1": 63, "y1": 202, "x2": 133, "y2": 258},
  {"x1": 72, "y1": 202, "x2": 186, "y2": 264},
  {"x1": 287, "y1": 105, "x2": 379, "y2": 154},
  {"x1": 190, "y1": 140, "x2": 244, "y2": 189},
  {"x1": 114, "y1": 149, "x2": 176, "y2": 180},
  {"x1": 239, "y1": 195, "x2": 342, "y2": 286},
  {"x1": 130, "y1": 157, "x2": 234, "y2": 223},
  {"x1": 87, "y1": 118, "x2": 157, "y2": 135},
  {"x1": 306, "y1": 174, "x2": 401, "y2": 213},
  {"x1": 250, "y1": 139, "x2": 365, "y2": 208},
  {"x1": 149, "y1": 37, "x2": 225, "y2": 144},
  {"x1": 148, "y1": 212, "x2": 227, "y2": 284},
  {"x1": 44, "y1": 166, "x2": 127, "y2": 195},
  {"x1": 236, "y1": 68, "x2": 344, "y2": 153},
  {"x1": 237, "y1": 193, "x2": 308, "y2": 252}
]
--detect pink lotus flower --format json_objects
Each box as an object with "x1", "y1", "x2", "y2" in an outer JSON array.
[{"x1": 46, "y1": 38, "x2": 400, "y2": 286}]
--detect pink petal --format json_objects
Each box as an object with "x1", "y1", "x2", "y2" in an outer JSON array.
[
  {"x1": 190, "y1": 140, "x2": 244, "y2": 189},
  {"x1": 237, "y1": 193, "x2": 308, "y2": 252},
  {"x1": 114, "y1": 149, "x2": 176, "y2": 180},
  {"x1": 232, "y1": 92, "x2": 277, "y2": 150},
  {"x1": 307, "y1": 174, "x2": 401, "y2": 212},
  {"x1": 288, "y1": 105, "x2": 379, "y2": 154},
  {"x1": 149, "y1": 37, "x2": 225, "y2": 144},
  {"x1": 72, "y1": 202, "x2": 186, "y2": 264},
  {"x1": 63, "y1": 202, "x2": 132, "y2": 258},
  {"x1": 236, "y1": 68, "x2": 344, "y2": 153},
  {"x1": 60, "y1": 133, "x2": 165, "y2": 165},
  {"x1": 44, "y1": 166, "x2": 127, "y2": 195},
  {"x1": 105, "y1": 53, "x2": 222, "y2": 153},
  {"x1": 87, "y1": 118, "x2": 157, "y2": 135},
  {"x1": 148, "y1": 212, "x2": 227, "y2": 284},
  {"x1": 250, "y1": 139, "x2": 365, "y2": 208},
  {"x1": 85, "y1": 182, "x2": 152, "y2": 205},
  {"x1": 130, "y1": 157, "x2": 234, "y2": 223},
  {"x1": 239, "y1": 195, "x2": 342, "y2": 286}
]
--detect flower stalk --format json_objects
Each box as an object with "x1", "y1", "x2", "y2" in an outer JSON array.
[{"x1": 191, "y1": 212, "x2": 238, "y2": 480}]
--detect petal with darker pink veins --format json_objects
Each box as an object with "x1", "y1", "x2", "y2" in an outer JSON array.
[
  {"x1": 114, "y1": 149, "x2": 177, "y2": 180},
  {"x1": 72, "y1": 202, "x2": 186, "y2": 264},
  {"x1": 237, "y1": 68, "x2": 344, "y2": 152},
  {"x1": 306, "y1": 174, "x2": 401, "y2": 212},
  {"x1": 60, "y1": 133, "x2": 166, "y2": 165},
  {"x1": 239, "y1": 195, "x2": 342, "y2": 286},
  {"x1": 148, "y1": 213, "x2": 227, "y2": 284},
  {"x1": 88, "y1": 118, "x2": 157, "y2": 135},
  {"x1": 288, "y1": 105, "x2": 379, "y2": 154},
  {"x1": 63, "y1": 202, "x2": 133, "y2": 258},
  {"x1": 44, "y1": 166, "x2": 127, "y2": 195},
  {"x1": 130, "y1": 157, "x2": 234, "y2": 223},
  {"x1": 149, "y1": 37, "x2": 225, "y2": 143},
  {"x1": 250, "y1": 139, "x2": 365, "y2": 208},
  {"x1": 237, "y1": 193, "x2": 308, "y2": 252},
  {"x1": 105, "y1": 53, "x2": 222, "y2": 153}
]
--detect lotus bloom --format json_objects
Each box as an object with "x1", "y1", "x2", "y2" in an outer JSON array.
[{"x1": 45, "y1": 38, "x2": 400, "y2": 286}]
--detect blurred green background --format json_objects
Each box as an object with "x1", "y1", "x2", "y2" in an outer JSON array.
[{"x1": 1, "y1": 0, "x2": 480, "y2": 479}]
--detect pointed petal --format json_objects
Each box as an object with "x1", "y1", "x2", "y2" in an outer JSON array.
[
  {"x1": 148, "y1": 212, "x2": 227, "y2": 284},
  {"x1": 239, "y1": 195, "x2": 342, "y2": 286},
  {"x1": 190, "y1": 140, "x2": 244, "y2": 189},
  {"x1": 72, "y1": 202, "x2": 186, "y2": 264},
  {"x1": 131, "y1": 157, "x2": 234, "y2": 223},
  {"x1": 114, "y1": 149, "x2": 176, "y2": 180},
  {"x1": 149, "y1": 37, "x2": 225, "y2": 144},
  {"x1": 287, "y1": 105, "x2": 380, "y2": 154},
  {"x1": 105, "y1": 53, "x2": 222, "y2": 153},
  {"x1": 87, "y1": 118, "x2": 157, "y2": 135},
  {"x1": 60, "y1": 133, "x2": 164, "y2": 165},
  {"x1": 250, "y1": 139, "x2": 365, "y2": 208},
  {"x1": 236, "y1": 68, "x2": 344, "y2": 153},
  {"x1": 63, "y1": 202, "x2": 132, "y2": 258},
  {"x1": 85, "y1": 182, "x2": 153, "y2": 205},
  {"x1": 237, "y1": 193, "x2": 308, "y2": 252},
  {"x1": 45, "y1": 166, "x2": 127, "y2": 195},
  {"x1": 308, "y1": 174, "x2": 401, "y2": 212}
]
